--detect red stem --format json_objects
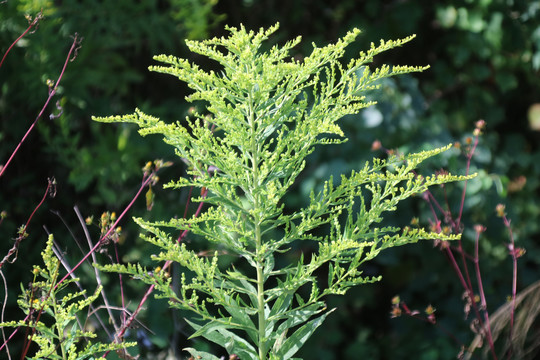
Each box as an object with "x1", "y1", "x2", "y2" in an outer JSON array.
[
  {"x1": 425, "y1": 192, "x2": 480, "y2": 327},
  {"x1": 113, "y1": 242, "x2": 127, "y2": 327},
  {"x1": 455, "y1": 136, "x2": 479, "y2": 230},
  {"x1": 0, "y1": 12, "x2": 42, "y2": 69},
  {"x1": 424, "y1": 132, "x2": 499, "y2": 358},
  {"x1": 55, "y1": 173, "x2": 154, "y2": 289},
  {"x1": 178, "y1": 186, "x2": 194, "y2": 242},
  {"x1": 0, "y1": 179, "x2": 54, "y2": 269},
  {"x1": 0, "y1": 34, "x2": 80, "y2": 179},
  {"x1": 457, "y1": 135, "x2": 498, "y2": 359}
]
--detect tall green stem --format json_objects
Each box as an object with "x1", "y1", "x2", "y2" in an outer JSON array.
[
  {"x1": 247, "y1": 91, "x2": 267, "y2": 359},
  {"x1": 255, "y1": 219, "x2": 266, "y2": 359}
]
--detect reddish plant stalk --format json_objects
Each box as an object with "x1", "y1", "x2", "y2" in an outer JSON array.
[
  {"x1": 455, "y1": 134, "x2": 497, "y2": 359},
  {"x1": 113, "y1": 242, "x2": 127, "y2": 327},
  {"x1": 419, "y1": 129, "x2": 499, "y2": 359},
  {"x1": 0, "y1": 34, "x2": 80, "y2": 179},
  {"x1": 55, "y1": 172, "x2": 155, "y2": 289},
  {"x1": 0, "y1": 178, "x2": 55, "y2": 268},
  {"x1": 426, "y1": 192, "x2": 486, "y2": 333},
  {"x1": 0, "y1": 12, "x2": 43, "y2": 69}
]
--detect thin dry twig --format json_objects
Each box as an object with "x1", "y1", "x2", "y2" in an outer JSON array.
[
  {"x1": 0, "y1": 270, "x2": 11, "y2": 360},
  {"x1": 73, "y1": 206, "x2": 120, "y2": 334}
]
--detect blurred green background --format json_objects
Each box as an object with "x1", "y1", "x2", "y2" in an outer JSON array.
[{"x1": 1, "y1": 0, "x2": 539, "y2": 359}]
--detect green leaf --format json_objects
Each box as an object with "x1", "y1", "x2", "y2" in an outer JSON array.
[
  {"x1": 185, "y1": 319, "x2": 258, "y2": 359},
  {"x1": 268, "y1": 292, "x2": 294, "y2": 319},
  {"x1": 222, "y1": 294, "x2": 258, "y2": 343},
  {"x1": 275, "y1": 308, "x2": 335, "y2": 359},
  {"x1": 263, "y1": 253, "x2": 275, "y2": 281},
  {"x1": 183, "y1": 348, "x2": 221, "y2": 360},
  {"x1": 274, "y1": 303, "x2": 327, "y2": 335}
]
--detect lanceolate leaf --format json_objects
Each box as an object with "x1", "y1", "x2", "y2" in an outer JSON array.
[
  {"x1": 183, "y1": 348, "x2": 221, "y2": 360},
  {"x1": 274, "y1": 309, "x2": 336, "y2": 359},
  {"x1": 186, "y1": 319, "x2": 259, "y2": 359}
]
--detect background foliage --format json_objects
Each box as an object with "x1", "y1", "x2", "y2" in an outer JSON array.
[{"x1": 1, "y1": 0, "x2": 539, "y2": 359}]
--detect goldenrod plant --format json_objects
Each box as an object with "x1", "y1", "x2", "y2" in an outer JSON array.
[
  {"x1": 93, "y1": 24, "x2": 473, "y2": 359},
  {"x1": 0, "y1": 234, "x2": 135, "y2": 359}
]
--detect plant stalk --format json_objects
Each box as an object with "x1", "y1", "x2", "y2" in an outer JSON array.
[
  {"x1": 247, "y1": 89, "x2": 267, "y2": 359},
  {"x1": 256, "y1": 222, "x2": 266, "y2": 360}
]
